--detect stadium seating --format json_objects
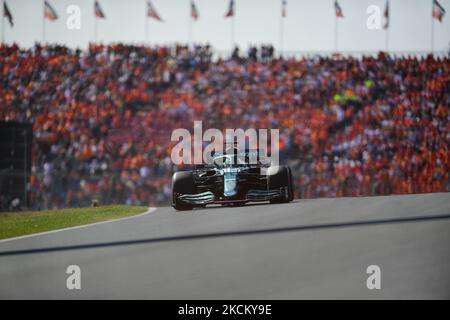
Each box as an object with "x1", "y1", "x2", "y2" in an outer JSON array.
[{"x1": 0, "y1": 44, "x2": 448, "y2": 209}]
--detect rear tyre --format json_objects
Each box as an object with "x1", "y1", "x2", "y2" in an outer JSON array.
[
  {"x1": 172, "y1": 171, "x2": 195, "y2": 211},
  {"x1": 287, "y1": 167, "x2": 294, "y2": 201},
  {"x1": 268, "y1": 165, "x2": 294, "y2": 204}
]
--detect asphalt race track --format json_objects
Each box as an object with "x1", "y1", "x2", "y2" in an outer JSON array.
[{"x1": 1, "y1": 193, "x2": 449, "y2": 299}]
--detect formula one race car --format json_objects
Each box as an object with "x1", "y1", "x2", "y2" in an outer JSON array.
[{"x1": 172, "y1": 147, "x2": 294, "y2": 210}]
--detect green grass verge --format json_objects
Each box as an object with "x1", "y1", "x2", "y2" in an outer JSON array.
[{"x1": 0, "y1": 205, "x2": 148, "y2": 240}]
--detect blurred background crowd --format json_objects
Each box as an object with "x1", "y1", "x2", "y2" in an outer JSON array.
[{"x1": 0, "y1": 43, "x2": 448, "y2": 209}]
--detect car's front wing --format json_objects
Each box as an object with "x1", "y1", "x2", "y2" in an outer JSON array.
[{"x1": 174, "y1": 187, "x2": 288, "y2": 206}]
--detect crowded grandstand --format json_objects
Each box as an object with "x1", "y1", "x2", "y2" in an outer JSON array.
[{"x1": 0, "y1": 43, "x2": 449, "y2": 210}]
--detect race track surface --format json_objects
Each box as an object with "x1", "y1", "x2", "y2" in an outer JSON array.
[{"x1": 1, "y1": 193, "x2": 449, "y2": 299}]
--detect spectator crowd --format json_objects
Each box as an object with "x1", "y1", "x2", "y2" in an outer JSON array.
[{"x1": 0, "y1": 43, "x2": 448, "y2": 209}]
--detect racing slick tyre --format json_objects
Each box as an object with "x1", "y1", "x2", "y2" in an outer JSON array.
[
  {"x1": 172, "y1": 171, "x2": 195, "y2": 211},
  {"x1": 267, "y1": 165, "x2": 294, "y2": 204}
]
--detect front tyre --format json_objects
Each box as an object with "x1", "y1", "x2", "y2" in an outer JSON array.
[{"x1": 172, "y1": 171, "x2": 195, "y2": 211}]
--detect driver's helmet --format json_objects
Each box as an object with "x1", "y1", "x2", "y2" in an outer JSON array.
[{"x1": 213, "y1": 154, "x2": 233, "y2": 168}]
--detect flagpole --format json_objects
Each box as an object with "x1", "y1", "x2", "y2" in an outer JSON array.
[
  {"x1": 431, "y1": 19, "x2": 434, "y2": 53},
  {"x1": 231, "y1": 15, "x2": 235, "y2": 51},
  {"x1": 279, "y1": 9, "x2": 284, "y2": 56},
  {"x1": 334, "y1": 13, "x2": 338, "y2": 52},
  {"x1": 145, "y1": 1, "x2": 151, "y2": 46},
  {"x1": 2, "y1": 0, "x2": 5, "y2": 44},
  {"x1": 188, "y1": 20, "x2": 192, "y2": 47},
  {"x1": 42, "y1": 0, "x2": 46, "y2": 43},
  {"x1": 382, "y1": 1, "x2": 387, "y2": 53},
  {"x1": 386, "y1": 1, "x2": 389, "y2": 53},
  {"x1": 188, "y1": 4, "x2": 192, "y2": 47},
  {"x1": 145, "y1": 11, "x2": 149, "y2": 44},
  {"x1": 148, "y1": 18, "x2": 150, "y2": 45},
  {"x1": 431, "y1": 2, "x2": 435, "y2": 53},
  {"x1": 385, "y1": 27, "x2": 389, "y2": 53},
  {"x1": 94, "y1": 13, "x2": 97, "y2": 43}
]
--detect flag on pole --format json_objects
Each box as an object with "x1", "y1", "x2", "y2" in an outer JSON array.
[
  {"x1": 3, "y1": 1, "x2": 13, "y2": 27},
  {"x1": 147, "y1": 1, "x2": 163, "y2": 21},
  {"x1": 282, "y1": 0, "x2": 287, "y2": 18},
  {"x1": 432, "y1": 0, "x2": 446, "y2": 22},
  {"x1": 334, "y1": 0, "x2": 344, "y2": 18},
  {"x1": 191, "y1": 1, "x2": 199, "y2": 20},
  {"x1": 94, "y1": 1, "x2": 106, "y2": 19},
  {"x1": 44, "y1": 1, "x2": 58, "y2": 21},
  {"x1": 383, "y1": 0, "x2": 389, "y2": 29},
  {"x1": 224, "y1": 0, "x2": 235, "y2": 18}
]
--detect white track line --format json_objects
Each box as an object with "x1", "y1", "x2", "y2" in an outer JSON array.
[{"x1": 0, "y1": 207, "x2": 157, "y2": 243}]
